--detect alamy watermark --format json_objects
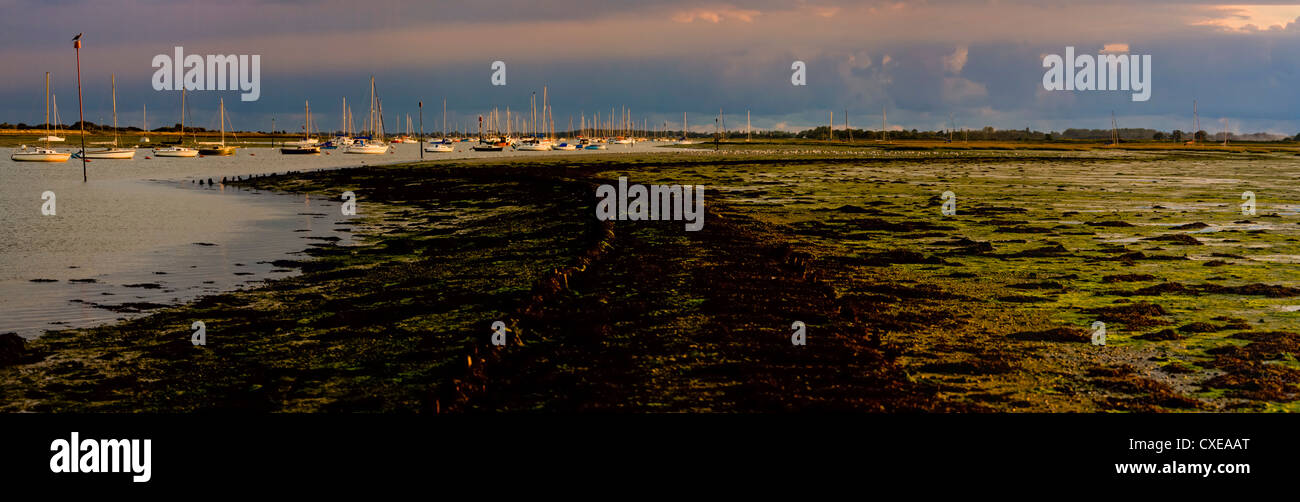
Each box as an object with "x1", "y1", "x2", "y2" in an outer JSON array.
[
  {"x1": 1042, "y1": 46, "x2": 1151, "y2": 102},
  {"x1": 596, "y1": 177, "x2": 705, "y2": 231},
  {"x1": 50, "y1": 432, "x2": 151, "y2": 483},
  {"x1": 152, "y1": 46, "x2": 260, "y2": 101}
]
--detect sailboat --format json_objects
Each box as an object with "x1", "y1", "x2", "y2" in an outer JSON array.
[
  {"x1": 552, "y1": 114, "x2": 577, "y2": 151},
  {"x1": 83, "y1": 75, "x2": 136, "y2": 159},
  {"x1": 37, "y1": 93, "x2": 66, "y2": 142},
  {"x1": 345, "y1": 77, "x2": 391, "y2": 154},
  {"x1": 197, "y1": 98, "x2": 237, "y2": 156},
  {"x1": 138, "y1": 104, "x2": 150, "y2": 144},
  {"x1": 397, "y1": 115, "x2": 418, "y2": 143},
  {"x1": 471, "y1": 108, "x2": 507, "y2": 151},
  {"x1": 324, "y1": 97, "x2": 352, "y2": 149},
  {"x1": 674, "y1": 112, "x2": 694, "y2": 145},
  {"x1": 517, "y1": 91, "x2": 551, "y2": 151},
  {"x1": 424, "y1": 98, "x2": 454, "y2": 152},
  {"x1": 282, "y1": 100, "x2": 321, "y2": 154},
  {"x1": 12, "y1": 72, "x2": 72, "y2": 162},
  {"x1": 612, "y1": 106, "x2": 634, "y2": 145},
  {"x1": 554, "y1": 114, "x2": 578, "y2": 150},
  {"x1": 154, "y1": 88, "x2": 199, "y2": 157}
]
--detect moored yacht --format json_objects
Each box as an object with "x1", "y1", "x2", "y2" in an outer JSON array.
[
  {"x1": 345, "y1": 76, "x2": 391, "y2": 154},
  {"x1": 154, "y1": 88, "x2": 198, "y2": 158},
  {"x1": 83, "y1": 75, "x2": 137, "y2": 160},
  {"x1": 13, "y1": 73, "x2": 70, "y2": 163},
  {"x1": 12, "y1": 145, "x2": 72, "y2": 162}
]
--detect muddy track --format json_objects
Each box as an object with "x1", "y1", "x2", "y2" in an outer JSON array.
[{"x1": 460, "y1": 198, "x2": 945, "y2": 411}]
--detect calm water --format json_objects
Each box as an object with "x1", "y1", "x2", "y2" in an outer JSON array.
[{"x1": 1, "y1": 141, "x2": 673, "y2": 338}]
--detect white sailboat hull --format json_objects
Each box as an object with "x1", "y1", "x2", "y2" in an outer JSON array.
[
  {"x1": 516, "y1": 144, "x2": 551, "y2": 151},
  {"x1": 153, "y1": 147, "x2": 199, "y2": 157},
  {"x1": 424, "y1": 143, "x2": 454, "y2": 152},
  {"x1": 345, "y1": 144, "x2": 389, "y2": 154},
  {"x1": 83, "y1": 148, "x2": 137, "y2": 159},
  {"x1": 11, "y1": 149, "x2": 71, "y2": 162}
]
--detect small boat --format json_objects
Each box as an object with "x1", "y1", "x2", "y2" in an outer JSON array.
[
  {"x1": 154, "y1": 145, "x2": 199, "y2": 157},
  {"x1": 138, "y1": 104, "x2": 150, "y2": 144},
  {"x1": 472, "y1": 143, "x2": 504, "y2": 152},
  {"x1": 280, "y1": 100, "x2": 320, "y2": 155},
  {"x1": 154, "y1": 89, "x2": 198, "y2": 158},
  {"x1": 197, "y1": 98, "x2": 236, "y2": 156},
  {"x1": 281, "y1": 145, "x2": 321, "y2": 154},
  {"x1": 552, "y1": 142, "x2": 577, "y2": 151},
  {"x1": 424, "y1": 140, "x2": 454, "y2": 153},
  {"x1": 397, "y1": 115, "x2": 419, "y2": 143},
  {"x1": 14, "y1": 73, "x2": 70, "y2": 162},
  {"x1": 85, "y1": 75, "x2": 136, "y2": 158},
  {"x1": 516, "y1": 138, "x2": 551, "y2": 151},
  {"x1": 37, "y1": 92, "x2": 67, "y2": 142},
  {"x1": 12, "y1": 145, "x2": 72, "y2": 162},
  {"x1": 675, "y1": 112, "x2": 696, "y2": 144},
  {"x1": 345, "y1": 77, "x2": 390, "y2": 154},
  {"x1": 81, "y1": 147, "x2": 137, "y2": 160},
  {"x1": 423, "y1": 99, "x2": 455, "y2": 153},
  {"x1": 345, "y1": 139, "x2": 389, "y2": 154}
]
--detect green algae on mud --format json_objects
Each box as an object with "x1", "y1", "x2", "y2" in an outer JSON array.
[
  {"x1": 1, "y1": 145, "x2": 1297, "y2": 412},
  {"x1": 572, "y1": 145, "x2": 1300, "y2": 411}
]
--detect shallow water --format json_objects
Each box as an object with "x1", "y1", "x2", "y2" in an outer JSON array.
[{"x1": 1, "y1": 141, "x2": 672, "y2": 338}]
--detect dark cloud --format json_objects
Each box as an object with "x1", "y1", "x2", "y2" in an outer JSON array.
[{"x1": 1, "y1": 0, "x2": 1298, "y2": 134}]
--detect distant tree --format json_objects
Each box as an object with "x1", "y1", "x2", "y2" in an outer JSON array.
[
  {"x1": 1171, "y1": 130, "x2": 1183, "y2": 142},
  {"x1": 1152, "y1": 132, "x2": 1166, "y2": 140},
  {"x1": 1194, "y1": 130, "x2": 1208, "y2": 142},
  {"x1": 1044, "y1": 133, "x2": 1053, "y2": 141},
  {"x1": 1294, "y1": 132, "x2": 1300, "y2": 141}
]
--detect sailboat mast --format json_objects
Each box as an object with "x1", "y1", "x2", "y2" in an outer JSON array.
[
  {"x1": 44, "y1": 72, "x2": 51, "y2": 148},
  {"x1": 1193, "y1": 99, "x2": 1199, "y2": 141},
  {"x1": 219, "y1": 98, "x2": 225, "y2": 145},
  {"x1": 111, "y1": 74, "x2": 118, "y2": 145}
]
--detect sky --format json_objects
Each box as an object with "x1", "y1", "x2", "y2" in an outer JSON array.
[{"x1": 2, "y1": 0, "x2": 1299, "y2": 135}]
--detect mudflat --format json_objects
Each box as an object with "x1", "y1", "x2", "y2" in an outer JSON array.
[{"x1": 3, "y1": 144, "x2": 1298, "y2": 412}]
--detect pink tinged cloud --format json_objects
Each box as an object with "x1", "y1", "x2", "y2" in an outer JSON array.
[
  {"x1": 672, "y1": 5, "x2": 761, "y2": 24},
  {"x1": 943, "y1": 45, "x2": 969, "y2": 73}
]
